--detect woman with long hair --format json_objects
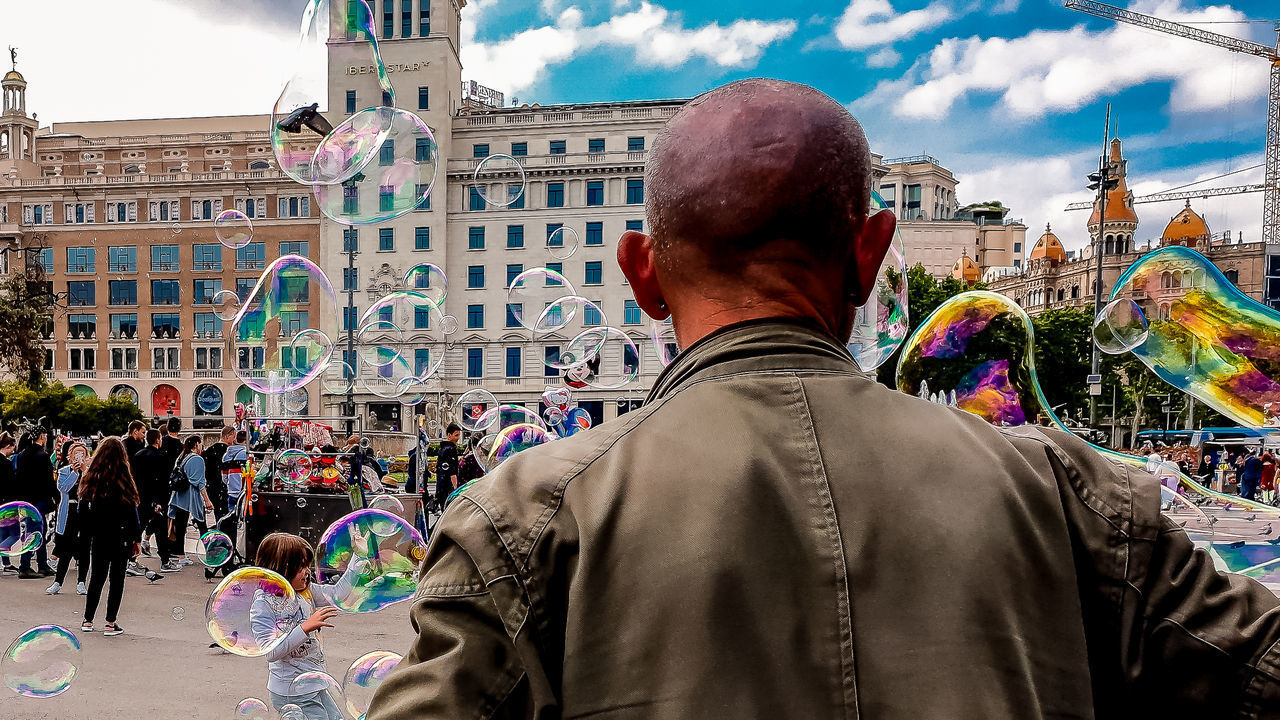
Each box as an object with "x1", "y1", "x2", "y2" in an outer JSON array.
[
  {"x1": 47, "y1": 440, "x2": 91, "y2": 595},
  {"x1": 167, "y1": 434, "x2": 213, "y2": 569},
  {"x1": 78, "y1": 436, "x2": 141, "y2": 636}
]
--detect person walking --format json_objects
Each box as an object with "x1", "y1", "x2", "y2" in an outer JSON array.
[
  {"x1": 122, "y1": 421, "x2": 146, "y2": 468},
  {"x1": 432, "y1": 424, "x2": 460, "y2": 510},
  {"x1": 79, "y1": 437, "x2": 142, "y2": 637},
  {"x1": 202, "y1": 426, "x2": 233, "y2": 520},
  {"x1": 0, "y1": 432, "x2": 17, "y2": 576},
  {"x1": 168, "y1": 435, "x2": 213, "y2": 567},
  {"x1": 131, "y1": 430, "x2": 173, "y2": 572},
  {"x1": 1242, "y1": 447, "x2": 1265, "y2": 502},
  {"x1": 47, "y1": 440, "x2": 91, "y2": 595},
  {"x1": 368, "y1": 79, "x2": 1280, "y2": 719},
  {"x1": 14, "y1": 428, "x2": 55, "y2": 579}
]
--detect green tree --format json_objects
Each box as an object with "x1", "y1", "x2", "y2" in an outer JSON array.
[
  {"x1": 0, "y1": 238, "x2": 59, "y2": 387},
  {"x1": 1030, "y1": 308, "x2": 1091, "y2": 421},
  {"x1": 0, "y1": 381, "x2": 142, "y2": 436}
]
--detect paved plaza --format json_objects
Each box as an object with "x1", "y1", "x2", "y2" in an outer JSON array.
[{"x1": 0, "y1": 542, "x2": 411, "y2": 719}]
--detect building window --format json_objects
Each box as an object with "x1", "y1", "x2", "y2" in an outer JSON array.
[
  {"x1": 467, "y1": 348, "x2": 483, "y2": 378},
  {"x1": 236, "y1": 243, "x2": 265, "y2": 270},
  {"x1": 342, "y1": 306, "x2": 358, "y2": 331},
  {"x1": 415, "y1": 227, "x2": 430, "y2": 250},
  {"x1": 586, "y1": 222, "x2": 603, "y2": 246},
  {"x1": 468, "y1": 227, "x2": 485, "y2": 250},
  {"x1": 109, "y1": 280, "x2": 137, "y2": 306},
  {"x1": 402, "y1": 0, "x2": 412, "y2": 36},
  {"x1": 378, "y1": 186, "x2": 396, "y2": 212},
  {"x1": 343, "y1": 185, "x2": 360, "y2": 215},
  {"x1": 511, "y1": 142, "x2": 528, "y2": 157},
  {"x1": 506, "y1": 303, "x2": 521, "y2": 328},
  {"x1": 467, "y1": 304, "x2": 484, "y2": 329},
  {"x1": 506, "y1": 347, "x2": 521, "y2": 378},
  {"x1": 279, "y1": 196, "x2": 311, "y2": 218},
  {"x1": 110, "y1": 313, "x2": 138, "y2": 339},
  {"x1": 585, "y1": 261, "x2": 603, "y2": 285},
  {"x1": 68, "y1": 281, "x2": 96, "y2": 306},
  {"x1": 279, "y1": 241, "x2": 309, "y2": 257},
  {"x1": 626, "y1": 179, "x2": 644, "y2": 204},
  {"x1": 586, "y1": 181, "x2": 604, "y2": 206},
  {"x1": 235, "y1": 278, "x2": 256, "y2": 300},
  {"x1": 420, "y1": 5, "x2": 429, "y2": 34},
  {"x1": 108, "y1": 246, "x2": 137, "y2": 273},
  {"x1": 107, "y1": 201, "x2": 138, "y2": 223},
  {"x1": 25, "y1": 204, "x2": 53, "y2": 225},
  {"x1": 584, "y1": 303, "x2": 602, "y2": 326},
  {"x1": 549, "y1": 140, "x2": 566, "y2": 155},
  {"x1": 627, "y1": 137, "x2": 645, "y2": 152},
  {"x1": 383, "y1": 0, "x2": 394, "y2": 36},
  {"x1": 110, "y1": 347, "x2": 138, "y2": 371},
  {"x1": 68, "y1": 314, "x2": 96, "y2": 340},
  {"x1": 473, "y1": 144, "x2": 490, "y2": 159},
  {"x1": 151, "y1": 280, "x2": 180, "y2": 305},
  {"x1": 37, "y1": 248, "x2": 53, "y2": 273},
  {"x1": 415, "y1": 184, "x2": 431, "y2": 211},
  {"x1": 506, "y1": 225, "x2": 524, "y2": 249},
  {"x1": 547, "y1": 182, "x2": 565, "y2": 208},
  {"x1": 506, "y1": 264, "x2": 523, "y2": 288},
  {"x1": 192, "y1": 244, "x2": 222, "y2": 271},
  {"x1": 469, "y1": 186, "x2": 486, "y2": 211},
  {"x1": 417, "y1": 86, "x2": 429, "y2": 110},
  {"x1": 508, "y1": 185, "x2": 525, "y2": 209},
  {"x1": 65, "y1": 202, "x2": 94, "y2": 224},
  {"x1": 1014, "y1": 242, "x2": 1022, "y2": 253},
  {"x1": 342, "y1": 229, "x2": 359, "y2": 253},
  {"x1": 546, "y1": 223, "x2": 564, "y2": 249},
  {"x1": 194, "y1": 313, "x2": 222, "y2": 337},
  {"x1": 68, "y1": 348, "x2": 96, "y2": 371},
  {"x1": 193, "y1": 279, "x2": 222, "y2": 305},
  {"x1": 413, "y1": 348, "x2": 431, "y2": 376},
  {"x1": 546, "y1": 263, "x2": 563, "y2": 284},
  {"x1": 379, "y1": 140, "x2": 395, "y2": 166},
  {"x1": 468, "y1": 265, "x2": 485, "y2": 289},
  {"x1": 544, "y1": 347, "x2": 560, "y2": 376},
  {"x1": 624, "y1": 300, "x2": 642, "y2": 325},
  {"x1": 625, "y1": 220, "x2": 643, "y2": 233},
  {"x1": 148, "y1": 200, "x2": 178, "y2": 222},
  {"x1": 194, "y1": 346, "x2": 224, "y2": 369},
  {"x1": 413, "y1": 306, "x2": 431, "y2": 329},
  {"x1": 66, "y1": 247, "x2": 95, "y2": 273},
  {"x1": 588, "y1": 138, "x2": 605, "y2": 153},
  {"x1": 342, "y1": 268, "x2": 358, "y2": 291},
  {"x1": 378, "y1": 228, "x2": 394, "y2": 251},
  {"x1": 190, "y1": 199, "x2": 220, "y2": 221},
  {"x1": 346, "y1": 90, "x2": 356, "y2": 114},
  {"x1": 412, "y1": 269, "x2": 434, "y2": 290},
  {"x1": 151, "y1": 313, "x2": 180, "y2": 339},
  {"x1": 236, "y1": 197, "x2": 266, "y2": 218}
]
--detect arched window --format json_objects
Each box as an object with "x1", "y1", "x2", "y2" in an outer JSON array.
[
  {"x1": 1160, "y1": 271, "x2": 1171, "y2": 289},
  {"x1": 249, "y1": 160, "x2": 271, "y2": 170},
  {"x1": 123, "y1": 164, "x2": 141, "y2": 174},
  {"x1": 1182, "y1": 270, "x2": 1193, "y2": 288},
  {"x1": 0, "y1": 130, "x2": 8, "y2": 158},
  {"x1": 1072, "y1": 285, "x2": 1080, "y2": 299},
  {"x1": 1057, "y1": 288, "x2": 1065, "y2": 302},
  {"x1": 1225, "y1": 269, "x2": 1239, "y2": 285}
]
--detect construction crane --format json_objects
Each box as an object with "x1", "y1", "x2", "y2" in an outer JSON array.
[
  {"x1": 1063, "y1": 0, "x2": 1279, "y2": 243},
  {"x1": 1063, "y1": 183, "x2": 1269, "y2": 211}
]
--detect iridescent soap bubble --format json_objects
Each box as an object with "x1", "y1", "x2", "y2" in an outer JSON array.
[
  {"x1": 1093, "y1": 298, "x2": 1149, "y2": 354},
  {"x1": 895, "y1": 291, "x2": 1043, "y2": 427},
  {"x1": 476, "y1": 404, "x2": 547, "y2": 434},
  {"x1": 214, "y1": 209, "x2": 253, "y2": 250},
  {"x1": 369, "y1": 495, "x2": 404, "y2": 514},
  {"x1": 441, "y1": 315, "x2": 459, "y2": 335},
  {"x1": 359, "y1": 352, "x2": 415, "y2": 400},
  {"x1": 172, "y1": 606, "x2": 185, "y2": 621},
  {"x1": 315, "y1": 509, "x2": 427, "y2": 613},
  {"x1": 212, "y1": 289, "x2": 242, "y2": 322},
  {"x1": 546, "y1": 226, "x2": 580, "y2": 260},
  {"x1": 1160, "y1": 485, "x2": 1215, "y2": 544},
  {"x1": 199, "y1": 530, "x2": 233, "y2": 568},
  {"x1": 397, "y1": 376, "x2": 429, "y2": 406},
  {"x1": 322, "y1": 360, "x2": 355, "y2": 395},
  {"x1": 276, "y1": 449, "x2": 313, "y2": 486},
  {"x1": 532, "y1": 296, "x2": 606, "y2": 343},
  {"x1": 360, "y1": 291, "x2": 447, "y2": 378},
  {"x1": 280, "y1": 704, "x2": 307, "y2": 720},
  {"x1": 1111, "y1": 245, "x2": 1280, "y2": 429},
  {"x1": 356, "y1": 320, "x2": 405, "y2": 368},
  {"x1": 289, "y1": 671, "x2": 345, "y2": 708},
  {"x1": 456, "y1": 389, "x2": 497, "y2": 431},
  {"x1": 507, "y1": 267, "x2": 577, "y2": 331},
  {"x1": 282, "y1": 387, "x2": 309, "y2": 414},
  {"x1": 649, "y1": 316, "x2": 679, "y2": 368},
  {"x1": 488, "y1": 423, "x2": 553, "y2": 469},
  {"x1": 847, "y1": 190, "x2": 910, "y2": 372},
  {"x1": 2, "y1": 625, "x2": 80, "y2": 698},
  {"x1": 231, "y1": 255, "x2": 338, "y2": 394},
  {"x1": 205, "y1": 567, "x2": 299, "y2": 657},
  {"x1": 271, "y1": 0, "x2": 394, "y2": 186},
  {"x1": 473, "y1": 433, "x2": 499, "y2": 472},
  {"x1": 402, "y1": 264, "x2": 447, "y2": 307},
  {"x1": 472, "y1": 153, "x2": 526, "y2": 208},
  {"x1": 564, "y1": 327, "x2": 640, "y2": 390},
  {"x1": 539, "y1": 309, "x2": 610, "y2": 371},
  {"x1": 0, "y1": 501, "x2": 44, "y2": 557},
  {"x1": 313, "y1": 108, "x2": 439, "y2": 225},
  {"x1": 233, "y1": 697, "x2": 270, "y2": 720},
  {"x1": 343, "y1": 651, "x2": 402, "y2": 719}
]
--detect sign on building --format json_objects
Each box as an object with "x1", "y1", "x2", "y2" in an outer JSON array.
[{"x1": 463, "y1": 80, "x2": 505, "y2": 108}]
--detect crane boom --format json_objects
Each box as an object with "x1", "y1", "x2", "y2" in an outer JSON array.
[
  {"x1": 1064, "y1": 0, "x2": 1280, "y2": 243},
  {"x1": 1064, "y1": 183, "x2": 1271, "y2": 211}
]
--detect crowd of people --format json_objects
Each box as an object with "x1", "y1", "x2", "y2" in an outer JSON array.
[{"x1": 1133, "y1": 441, "x2": 1279, "y2": 503}]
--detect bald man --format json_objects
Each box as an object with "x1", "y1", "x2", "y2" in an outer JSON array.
[{"x1": 369, "y1": 80, "x2": 1280, "y2": 719}]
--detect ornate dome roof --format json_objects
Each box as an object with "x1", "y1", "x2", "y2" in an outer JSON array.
[
  {"x1": 951, "y1": 253, "x2": 980, "y2": 284},
  {"x1": 1087, "y1": 138, "x2": 1139, "y2": 227},
  {"x1": 1161, "y1": 200, "x2": 1210, "y2": 246},
  {"x1": 1029, "y1": 223, "x2": 1066, "y2": 263},
  {"x1": 2, "y1": 70, "x2": 23, "y2": 83}
]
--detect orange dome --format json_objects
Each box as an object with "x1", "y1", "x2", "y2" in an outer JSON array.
[
  {"x1": 1161, "y1": 201, "x2": 1209, "y2": 246},
  {"x1": 1087, "y1": 138, "x2": 1139, "y2": 227},
  {"x1": 951, "y1": 253, "x2": 980, "y2": 285},
  {"x1": 1029, "y1": 224, "x2": 1066, "y2": 263}
]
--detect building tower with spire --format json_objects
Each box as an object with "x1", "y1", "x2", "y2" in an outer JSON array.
[
  {"x1": 0, "y1": 52, "x2": 38, "y2": 180},
  {"x1": 1086, "y1": 137, "x2": 1138, "y2": 256}
]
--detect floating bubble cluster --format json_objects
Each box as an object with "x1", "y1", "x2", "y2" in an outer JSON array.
[
  {"x1": 205, "y1": 567, "x2": 299, "y2": 657},
  {"x1": 315, "y1": 509, "x2": 427, "y2": 613},
  {"x1": 199, "y1": 530, "x2": 233, "y2": 568},
  {"x1": 1110, "y1": 246, "x2": 1280, "y2": 429},
  {"x1": 0, "y1": 501, "x2": 44, "y2": 558},
  {"x1": 344, "y1": 651, "x2": 401, "y2": 719},
  {"x1": 230, "y1": 255, "x2": 338, "y2": 394},
  {"x1": 847, "y1": 190, "x2": 910, "y2": 372},
  {"x1": 2, "y1": 625, "x2": 80, "y2": 698}
]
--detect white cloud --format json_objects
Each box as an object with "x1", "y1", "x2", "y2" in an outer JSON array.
[
  {"x1": 462, "y1": 2, "x2": 797, "y2": 95},
  {"x1": 889, "y1": 0, "x2": 1270, "y2": 120},
  {"x1": 834, "y1": 0, "x2": 953, "y2": 50},
  {"x1": 865, "y1": 47, "x2": 902, "y2": 68}
]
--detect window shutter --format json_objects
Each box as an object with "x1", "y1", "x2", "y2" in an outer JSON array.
[
  {"x1": 106, "y1": 202, "x2": 116, "y2": 223},
  {"x1": 64, "y1": 204, "x2": 72, "y2": 223},
  {"x1": 149, "y1": 202, "x2": 158, "y2": 222},
  {"x1": 256, "y1": 197, "x2": 266, "y2": 218},
  {"x1": 127, "y1": 202, "x2": 137, "y2": 222},
  {"x1": 22, "y1": 206, "x2": 32, "y2": 224},
  {"x1": 192, "y1": 200, "x2": 200, "y2": 218},
  {"x1": 169, "y1": 200, "x2": 179, "y2": 220},
  {"x1": 235, "y1": 198, "x2": 245, "y2": 214},
  {"x1": 43, "y1": 204, "x2": 52, "y2": 223},
  {"x1": 214, "y1": 198, "x2": 223, "y2": 214},
  {"x1": 86, "y1": 203, "x2": 95, "y2": 222}
]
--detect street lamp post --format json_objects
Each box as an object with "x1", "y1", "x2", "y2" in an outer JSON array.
[
  {"x1": 345, "y1": 235, "x2": 356, "y2": 437},
  {"x1": 1087, "y1": 104, "x2": 1120, "y2": 428}
]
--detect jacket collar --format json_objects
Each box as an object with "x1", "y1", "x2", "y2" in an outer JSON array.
[{"x1": 648, "y1": 318, "x2": 867, "y2": 402}]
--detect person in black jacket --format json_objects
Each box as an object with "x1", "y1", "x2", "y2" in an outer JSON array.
[
  {"x1": 121, "y1": 420, "x2": 146, "y2": 470},
  {"x1": 79, "y1": 436, "x2": 142, "y2": 636},
  {"x1": 202, "y1": 425, "x2": 233, "y2": 520},
  {"x1": 433, "y1": 424, "x2": 461, "y2": 509},
  {"x1": 131, "y1": 430, "x2": 174, "y2": 572},
  {"x1": 159, "y1": 417, "x2": 182, "y2": 473},
  {"x1": 14, "y1": 428, "x2": 55, "y2": 579},
  {"x1": 0, "y1": 432, "x2": 18, "y2": 575}
]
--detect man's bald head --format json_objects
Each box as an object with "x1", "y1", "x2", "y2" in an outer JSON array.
[{"x1": 646, "y1": 78, "x2": 872, "y2": 275}]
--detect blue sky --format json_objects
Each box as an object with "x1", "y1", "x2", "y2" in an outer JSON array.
[{"x1": 2, "y1": 0, "x2": 1275, "y2": 251}]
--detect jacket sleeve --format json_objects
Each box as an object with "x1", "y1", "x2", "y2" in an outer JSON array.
[
  {"x1": 185, "y1": 456, "x2": 206, "y2": 490},
  {"x1": 1031, "y1": 428, "x2": 1280, "y2": 713},
  {"x1": 365, "y1": 498, "x2": 531, "y2": 720}
]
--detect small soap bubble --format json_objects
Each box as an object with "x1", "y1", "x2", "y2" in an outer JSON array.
[
  {"x1": 441, "y1": 315, "x2": 459, "y2": 335},
  {"x1": 471, "y1": 153, "x2": 526, "y2": 208},
  {"x1": 369, "y1": 495, "x2": 404, "y2": 514},
  {"x1": 0, "y1": 501, "x2": 44, "y2": 558},
  {"x1": 322, "y1": 360, "x2": 356, "y2": 396},
  {"x1": 343, "y1": 651, "x2": 402, "y2": 719},
  {"x1": 199, "y1": 531, "x2": 233, "y2": 568},
  {"x1": 546, "y1": 226, "x2": 580, "y2": 260},
  {"x1": 212, "y1": 289, "x2": 242, "y2": 322},
  {"x1": 356, "y1": 320, "x2": 404, "y2": 368},
  {"x1": 276, "y1": 449, "x2": 313, "y2": 486},
  {"x1": 172, "y1": 606, "x2": 186, "y2": 622},
  {"x1": 279, "y1": 704, "x2": 307, "y2": 720},
  {"x1": 401, "y1": 264, "x2": 448, "y2": 308},
  {"x1": 2, "y1": 625, "x2": 80, "y2": 698},
  {"x1": 358, "y1": 352, "x2": 415, "y2": 400},
  {"x1": 564, "y1": 327, "x2": 640, "y2": 390},
  {"x1": 214, "y1": 209, "x2": 254, "y2": 249},
  {"x1": 233, "y1": 697, "x2": 270, "y2": 720},
  {"x1": 488, "y1": 424, "x2": 554, "y2": 469},
  {"x1": 456, "y1": 389, "x2": 497, "y2": 431},
  {"x1": 1093, "y1": 298, "x2": 1149, "y2": 354},
  {"x1": 315, "y1": 509, "x2": 428, "y2": 613},
  {"x1": 473, "y1": 433, "x2": 500, "y2": 472},
  {"x1": 205, "y1": 567, "x2": 299, "y2": 657}
]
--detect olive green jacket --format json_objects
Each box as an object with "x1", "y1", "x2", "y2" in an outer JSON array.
[{"x1": 368, "y1": 320, "x2": 1280, "y2": 719}]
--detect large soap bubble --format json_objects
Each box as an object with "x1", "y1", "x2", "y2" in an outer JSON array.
[
  {"x1": 1111, "y1": 245, "x2": 1280, "y2": 429},
  {"x1": 1093, "y1": 298, "x2": 1149, "y2": 354},
  {"x1": 847, "y1": 190, "x2": 909, "y2": 372},
  {"x1": 564, "y1": 327, "x2": 640, "y2": 390},
  {"x1": 488, "y1": 423, "x2": 554, "y2": 469},
  {"x1": 313, "y1": 108, "x2": 439, "y2": 225},
  {"x1": 343, "y1": 651, "x2": 401, "y2": 720},
  {"x1": 2, "y1": 625, "x2": 80, "y2": 698},
  {"x1": 205, "y1": 567, "x2": 299, "y2": 657},
  {"x1": 271, "y1": 0, "x2": 394, "y2": 186},
  {"x1": 0, "y1": 501, "x2": 44, "y2": 557},
  {"x1": 896, "y1": 291, "x2": 1044, "y2": 427},
  {"x1": 360, "y1": 291, "x2": 447, "y2": 378},
  {"x1": 456, "y1": 389, "x2": 498, "y2": 431},
  {"x1": 230, "y1": 255, "x2": 338, "y2": 394},
  {"x1": 402, "y1": 263, "x2": 447, "y2": 307},
  {"x1": 472, "y1": 153, "x2": 526, "y2": 208},
  {"x1": 289, "y1": 671, "x2": 345, "y2": 708},
  {"x1": 476, "y1": 404, "x2": 547, "y2": 434},
  {"x1": 315, "y1": 509, "x2": 427, "y2": 613},
  {"x1": 507, "y1": 267, "x2": 577, "y2": 331}
]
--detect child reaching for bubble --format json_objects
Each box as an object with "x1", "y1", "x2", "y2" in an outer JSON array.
[{"x1": 249, "y1": 532, "x2": 354, "y2": 720}]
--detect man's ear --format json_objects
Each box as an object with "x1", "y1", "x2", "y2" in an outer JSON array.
[
  {"x1": 617, "y1": 230, "x2": 669, "y2": 319},
  {"x1": 847, "y1": 209, "x2": 896, "y2": 306}
]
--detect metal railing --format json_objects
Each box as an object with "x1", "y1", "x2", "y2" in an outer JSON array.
[{"x1": 109, "y1": 370, "x2": 139, "y2": 378}]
